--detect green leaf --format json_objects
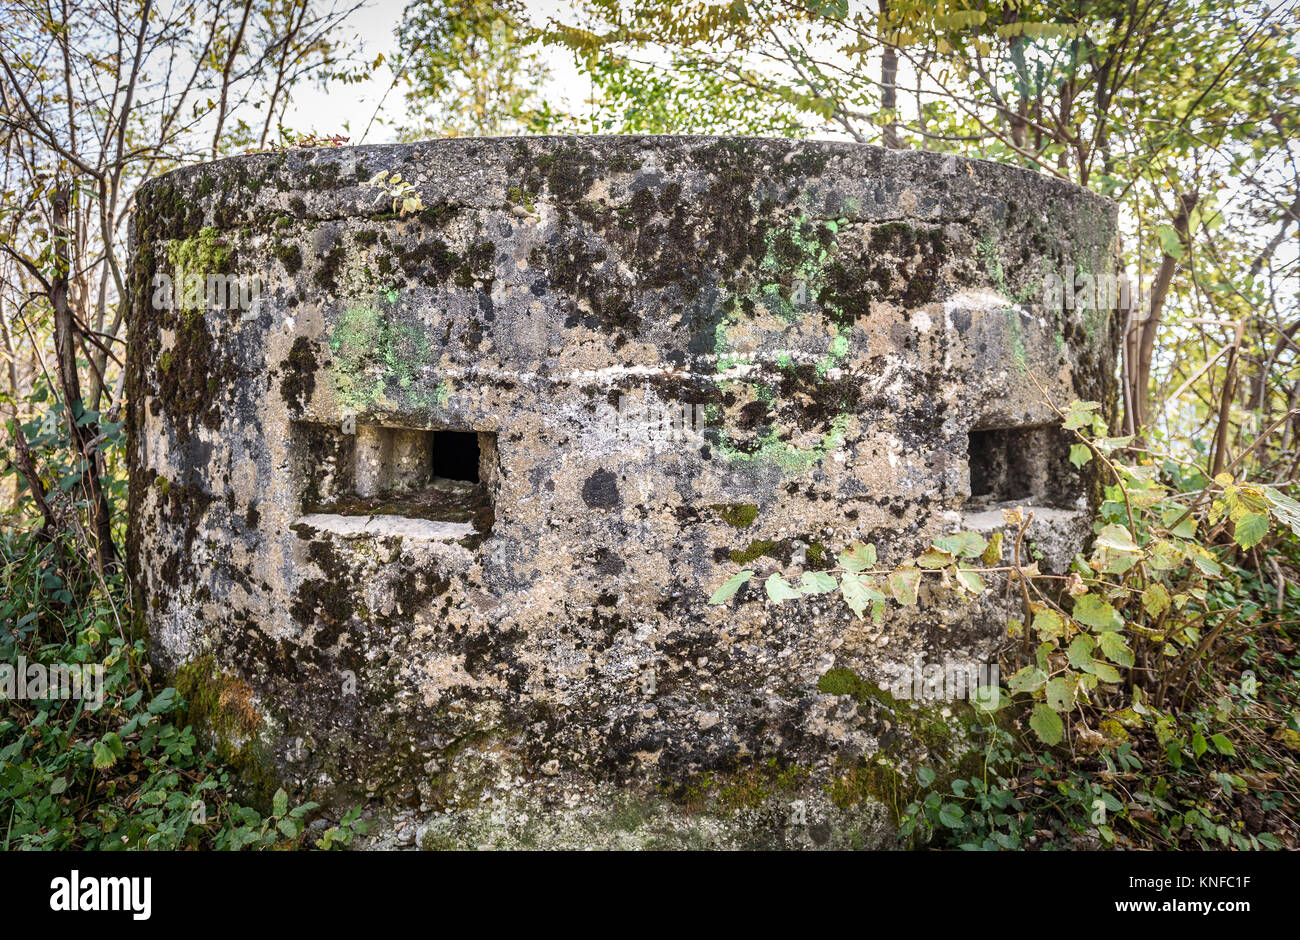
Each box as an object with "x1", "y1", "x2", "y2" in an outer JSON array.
[
  {"x1": 708, "y1": 570, "x2": 754, "y2": 604},
  {"x1": 938, "y1": 802, "x2": 965, "y2": 828},
  {"x1": 933, "y1": 531, "x2": 987, "y2": 558},
  {"x1": 1032, "y1": 609, "x2": 1064, "y2": 639},
  {"x1": 839, "y1": 571, "x2": 880, "y2": 619},
  {"x1": 1161, "y1": 506, "x2": 1197, "y2": 538},
  {"x1": 1192, "y1": 731, "x2": 1208, "y2": 758},
  {"x1": 1045, "y1": 677, "x2": 1074, "y2": 711},
  {"x1": 971, "y1": 685, "x2": 1003, "y2": 711},
  {"x1": 916, "y1": 766, "x2": 936, "y2": 787},
  {"x1": 981, "y1": 531, "x2": 1004, "y2": 565},
  {"x1": 1073, "y1": 593, "x2": 1122, "y2": 631},
  {"x1": 1007, "y1": 665, "x2": 1047, "y2": 694},
  {"x1": 147, "y1": 687, "x2": 177, "y2": 715},
  {"x1": 1063, "y1": 400, "x2": 1101, "y2": 431},
  {"x1": 272, "y1": 788, "x2": 289, "y2": 819},
  {"x1": 1156, "y1": 223, "x2": 1185, "y2": 259},
  {"x1": 798, "y1": 571, "x2": 838, "y2": 595},
  {"x1": 1092, "y1": 661, "x2": 1122, "y2": 683},
  {"x1": 955, "y1": 568, "x2": 984, "y2": 594},
  {"x1": 92, "y1": 741, "x2": 116, "y2": 770},
  {"x1": 1149, "y1": 540, "x2": 1183, "y2": 570},
  {"x1": 1262, "y1": 487, "x2": 1300, "y2": 537},
  {"x1": 1029, "y1": 704, "x2": 1064, "y2": 745},
  {"x1": 1068, "y1": 443, "x2": 1092, "y2": 468},
  {"x1": 1095, "y1": 524, "x2": 1141, "y2": 554},
  {"x1": 888, "y1": 567, "x2": 922, "y2": 606},
  {"x1": 916, "y1": 547, "x2": 954, "y2": 569},
  {"x1": 1233, "y1": 512, "x2": 1268, "y2": 549},
  {"x1": 1210, "y1": 733, "x2": 1235, "y2": 757},
  {"x1": 1067, "y1": 634, "x2": 1097, "y2": 670},
  {"x1": 1098, "y1": 630, "x2": 1135, "y2": 667},
  {"x1": 764, "y1": 573, "x2": 802, "y2": 602},
  {"x1": 1142, "y1": 583, "x2": 1170, "y2": 618},
  {"x1": 838, "y1": 541, "x2": 877, "y2": 572}
]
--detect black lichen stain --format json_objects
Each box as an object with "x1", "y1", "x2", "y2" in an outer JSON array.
[
  {"x1": 278, "y1": 336, "x2": 317, "y2": 413},
  {"x1": 581, "y1": 469, "x2": 620, "y2": 510}
]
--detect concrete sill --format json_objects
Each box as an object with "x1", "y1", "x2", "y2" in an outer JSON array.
[{"x1": 293, "y1": 513, "x2": 475, "y2": 541}]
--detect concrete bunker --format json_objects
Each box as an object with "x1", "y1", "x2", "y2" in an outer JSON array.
[{"x1": 128, "y1": 136, "x2": 1120, "y2": 848}]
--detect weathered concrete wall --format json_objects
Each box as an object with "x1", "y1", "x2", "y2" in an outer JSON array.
[{"x1": 127, "y1": 136, "x2": 1119, "y2": 848}]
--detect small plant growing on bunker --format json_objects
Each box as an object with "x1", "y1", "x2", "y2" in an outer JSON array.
[{"x1": 361, "y1": 170, "x2": 425, "y2": 216}]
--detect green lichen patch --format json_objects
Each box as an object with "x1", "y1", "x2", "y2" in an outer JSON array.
[
  {"x1": 327, "y1": 297, "x2": 441, "y2": 412},
  {"x1": 174, "y1": 655, "x2": 277, "y2": 804},
  {"x1": 710, "y1": 503, "x2": 759, "y2": 528},
  {"x1": 166, "y1": 226, "x2": 232, "y2": 279},
  {"x1": 816, "y1": 667, "x2": 986, "y2": 824}
]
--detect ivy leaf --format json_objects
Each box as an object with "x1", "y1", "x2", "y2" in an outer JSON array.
[
  {"x1": 1063, "y1": 400, "x2": 1101, "y2": 431},
  {"x1": 1069, "y1": 443, "x2": 1093, "y2": 468},
  {"x1": 888, "y1": 567, "x2": 922, "y2": 606},
  {"x1": 1029, "y1": 703, "x2": 1064, "y2": 745},
  {"x1": 838, "y1": 541, "x2": 877, "y2": 572},
  {"x1": 1233, "y1": 512, "x2": 1268, "y2": 549},
  {"x1": 933, "y1": 531, "x2": 987, "y2": 558},
  {"x1": 1073, "y1": 593, "x2": 1122, "y2": 631},
  {"x1": 708, "y1": 570, "x2": 754, "y2": 604},
  {"x1": 764, "y1": 573, "x2": 802, "y2": 603},
  {"x1": 798, "y1": 571, "x2": 838, "y2": 595},
  {"x1": 147, "y1": 687, "x2": 177, "y2": 715}
]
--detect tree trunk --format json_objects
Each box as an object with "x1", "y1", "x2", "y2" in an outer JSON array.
[
  {"x1": 52, "y1": 181, "x2": 118, "y2": 573},
  {"x1": 1130, "y1": 191, "x2": 1198, "y2": 434},
  {"x1": 880, "y1": 0, "x2": 901, "y2": 149}
]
